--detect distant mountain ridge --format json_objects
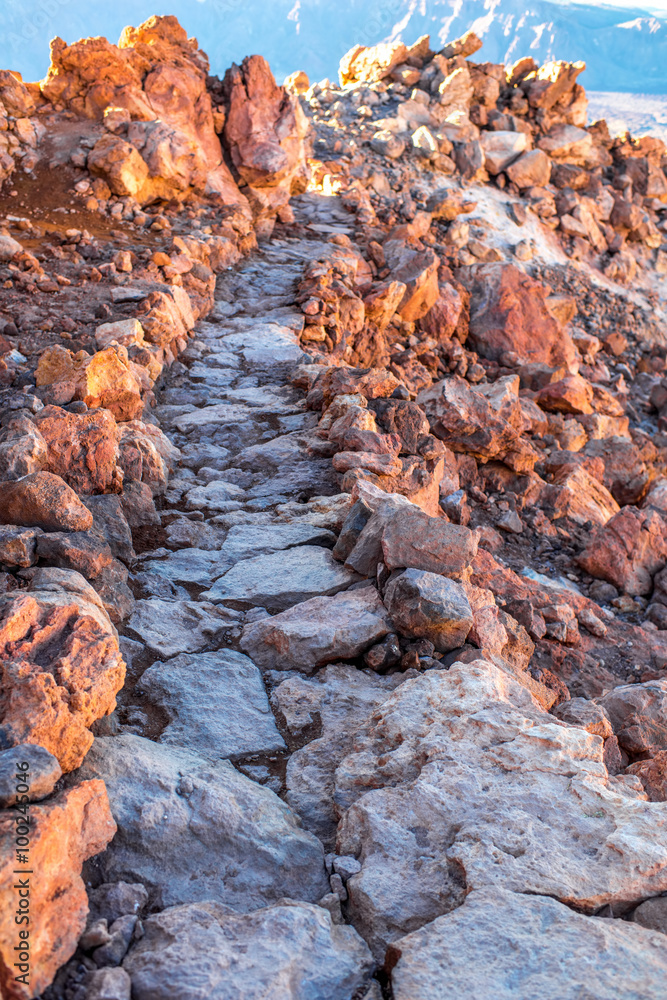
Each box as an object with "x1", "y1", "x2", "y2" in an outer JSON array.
[{"x1": 0, "y1": 0, "x2": 666, "y2": 93}]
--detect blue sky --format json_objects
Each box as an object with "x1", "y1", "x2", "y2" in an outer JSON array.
[{"x1": 0, "y1": 0, "x2": 665, "y2": 92}]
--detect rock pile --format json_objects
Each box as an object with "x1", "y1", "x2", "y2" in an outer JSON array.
[{"x1": 0, "y1": 15, "x2": 666, "y2": 1000}]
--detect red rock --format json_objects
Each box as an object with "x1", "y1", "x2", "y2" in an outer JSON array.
[
  {"x1": 506, "y1": 149, "x2": 551, "y2": 188},
  {"x1": 0, "y1": 781, "x2": 116, "y2": 1000},
  {"x1": 383, "y1": 240, "x2": 440, "y2": 322},
  {"x1": 381, "y1": 505, "x2": 479, "y2": 579},
  {"x1": 333, "y1": 451, "x2": 403, "y2": 477},
  {"x1": 419, "y1": 282, "x2": 468, "y2": 344},
  {"x1": 34, "y1": 407, "x2": 121, "y2": 495},
  {"x1": 418, "y1": 374, "x2": 537, "y2": 473},
  {"x1": 311, "y1": 367, "x2": 400, "y2": 409},
  {"x1": 223, "y1": 55, "x2": 308, "y2": 216},
  {"x1": 627, "y1": 751, "x2": 667, "y2": 802},
  {"x1": 582, "y1": 438, "x2": 649, "y2": 506},
  {"x1": 41, "y1": 15, "x2": 245, "y2": 208},
  {"x1": 578, "y1": 507, "x2": 667, "y2": 595},
  {"x1": 0, "y1": 572, "x2": 126, "y2": 771},
  {"x1": 544, "y1": 465, "x2": 620, "y2": 527},
  {"x1": 464, "y1": 263, "x2": 577, "y2": 369},
  {"x1": 598, "y1": 680, "x2": 667, "y2": 757},
  {"x1": 118, "y1": 420, "x2": 180, "y2": 495},
  {"x1": 535, "y1": 374, "x2": 594, "y2": 415},
  {"x1": 0, "y1": 472, "x2": 93, "y2": 532}
]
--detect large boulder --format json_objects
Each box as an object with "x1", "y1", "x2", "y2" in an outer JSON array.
[
  {"x1": 34, "y1": 406, "x2": 122, "y2": 495},
  {"x1": 418, "y1": 374, "x2": 537, "y2": 473},
  {"x1": 77, "y1": 735, "x2": 329, "y2": 910},
  {"x1": 222, "y1": 55, "x2": 309, "y2": 217},
  {"x1": 463, "y1": 264, "x2": 577, "y2": 369},
  {"x1": 334, "y1": 660, "x2": 667, "y2": 957},
  {"x1": 388, "y1": 887, "x2": 667, "y2": 1000},
  {"x1": 0, "y1": 781, "x2": 116, "y2": 1000},
  {"x1": 577, "y1": 507, "x2": 667, "y2": 596},
  {"x1": 123, "y1": 900, "x2": 373, "y2": 1000},
  {"x1": 0, "y1": 569, "x2": 126, "y2": 771},
  {"x1": 41, "y1": 15, "x2": 246, "y2": 207}
]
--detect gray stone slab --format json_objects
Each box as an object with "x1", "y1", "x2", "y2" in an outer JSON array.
[
  {"x1": 202, "y1": 546, "x2": 360, "y2": 610},
  {"x1": 139, "y1": 650, "x2": 285, "y2": 759},
  {"x1": 77, "y1": 735, "x2": 328, "y2": 911},
  {"x1": 126, "y1": 599, "x2": 238, "y2": 658}
]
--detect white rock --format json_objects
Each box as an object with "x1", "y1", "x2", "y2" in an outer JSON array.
[
  {"x1": 202, "y1": 546, "x2": 360, "y2": 610},
  {"x1": 220, "y1": 522, "x2": 336, "y2": 564},
  {"x1": 95, "y1": 319, "x2": 145, "y2": 351},
  {"x1": 124, "y1": 899, "x2": 373, "y2": 1000},
  {"x1": 240, "y1": 586, "x2": 390, "y2": 672},
  {"x1": 185, "y1": 480, "x2": 247, "y2": 511},
  {"x1": 77, "y1": 735, "x2": 328, "y2": 910},
  {"x1": 139, "y1": 649, "x2": 286, "y2": 758},
  {"x1": 272, "y1": 664, "x2": 406, "y2": 847},
  {"x1": 334, "y1": 660, "x2": 667, "y2": 957},
  {"x1": 389, "y1": 887, "x2": 667, "y2": 1000},
  {"x1": 479, "y1": 130, "x2": 529, "y2": 174},
  {"x1": 0, "y1": 234, "x2": 22, "y2": 260}
]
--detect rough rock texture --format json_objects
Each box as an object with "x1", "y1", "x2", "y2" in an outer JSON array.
[
  {"x1": 0, "y1": 743, "x2": 62, "y2": 808},
  {"x1": 384, "y1": 570, "x2": 474, "y2": 652},
  {"x1": 223, "y1": 55, "x2": 308, "y2": 218},
  {"x1": 139, "y1": 649, "x2": 286, "y2": 758},
  {"x1": 240, "y1": 586, "x2": 390, "y2": 672},
  {"x1": 0, "y1": 472, "x2": 94, "y2": 531},
  {"x1": 123, "y1": 900, "x2": 373, "y2": 1000},
  {"x1": 0, "y1": 781, "x2": 116, "y2": 1000},
  {"x1": 464, "y1": 263, "x2": 577, "y2": 369},
  {"x1": 34, "y1": 407, "x2": 121, "y2": 495},
  {"x1": 42, "y1": 15, "x2": 245, "y2": 206},
  {"x1": 335, "y1": 660, "x2": 667, "y2": 956},
  {"x1": 578, "y1": 507, "x2": 667, "y2": 596},
  {"x1": 76, "y1": 735, "x2": 329, "y2": 910},
  {"x1": 388, "y1": 888, "x2": 667, "y2": 1000},
  {"x1": 0, "y1": 570, "x2": 125, "y2": 771}
]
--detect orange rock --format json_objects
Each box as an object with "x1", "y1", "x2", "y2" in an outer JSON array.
[
  {"x1": 35, "y1": 346, "x2": 143, "y2": 422},
  {"x1": 577, "y1": 506, "x2": 667, "y2": 596},
  {"x1": 0, "y1": 574, "x2": 126, "y2": 771},
  {"x1": 87, "y1": 134, "x2": 149, "y2": 197},
  {"x1": 535, "y1": 374, "x2": 594, "y2": 415},
  {"x1": 465, "y1": 263, "x2": 577, "y2": 370},
  {"x1": 0, "y1": 780, "x2": 116, "y2": 1000},
  {"x1": 339, "y1": 40, "x2": 409, "y2": 86},
  {"x1": 34, "y1": 407, "x2": 121, "y2": 495},
  {"x1": 223, "y1": 55, "x2": 309, "y2": 216},
  {"x1": 384, "y1": 240, "x2": 440, "y2": 322},
  {"x1": 41, "y1": 15, "x2": 246, "y2": 209},
  {"x1": 0, "y1": 472, "x2": 93, "y2": 531}
]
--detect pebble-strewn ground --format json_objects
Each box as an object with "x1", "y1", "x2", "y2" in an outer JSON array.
[{"x1": 1, "y1": 15, "x2": 667, "y2": 1000}]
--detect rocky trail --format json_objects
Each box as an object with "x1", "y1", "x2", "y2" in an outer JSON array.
[{"x1": 2, "y1": 14, "x2": 667, "y2": 1000}]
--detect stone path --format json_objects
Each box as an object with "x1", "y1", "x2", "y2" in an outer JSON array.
[{"x1": 73, "y1": 191, "x2": 667, "y2": 1000}]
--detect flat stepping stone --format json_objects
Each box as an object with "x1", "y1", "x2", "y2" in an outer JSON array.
[
  {"x1": 139, "y1": 650, "x2": 285, "y2": 759},
  {"x1": 202, "y1": 546, "x2": 360, "y2": 611},
  {"x1": 126, "y1": 599, "x2": 237, "y2": 658}
]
